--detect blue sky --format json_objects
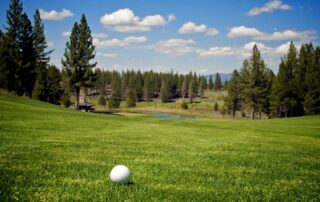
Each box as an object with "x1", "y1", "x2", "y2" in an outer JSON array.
[{"x1": 1, "y1": 0, "x2": 319, "y2": 74}]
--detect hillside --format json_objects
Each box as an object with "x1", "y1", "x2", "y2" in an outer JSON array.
[{"x1": 0, "y1": 94, "x2": 320, "y2": 201}]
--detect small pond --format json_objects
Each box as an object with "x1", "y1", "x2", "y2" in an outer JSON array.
[{"x1": 152, "y1": 113, "x2": 199, "y2": 120}]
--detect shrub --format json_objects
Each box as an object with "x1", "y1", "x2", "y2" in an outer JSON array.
[
  {"x1": 181, "y1": 101, "x2": 188, "y2": 110},
  {"x1": 98, "y1": 95, "x2": 106, "y2": 106},
  {"x1": 62, "y1": 95, "x2": 70, "y2": 107},
  {"x1": 214, "y1": 102, "x2": 219, "y2": 111}
]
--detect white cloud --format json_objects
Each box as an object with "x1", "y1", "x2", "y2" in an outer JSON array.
[
  {"x1": 167, "y1": 14, "x2": 176, "y2": 22},
  {"x1": 149, "y1": 39, "x2": 196, "y2": 56},
  {"x1": 227, "y1": 26, "x2": 316, "y2": 41},
  {"x1": 62, "y1": 31, "x2": 71, "y2": 37},
  {"x1": 178, "y1": 22, "x2": 218, "y2": 36},
  {"x1": 93, "y1": 36, "x2": 148, "y2": 47},
  {"x1": 47, "y1": 41, "x2": 54, "y2": 47},
  {"x1": 248, "y1": 0, "x2": 292, "y2": 16},
  {"x1": 227, "y1": 26, "x2": 264, "y2": 38},
  {"x1": 97, "y1": 52, "x2": 118, "y2": 58},
  {"x1": 100, "y1": 8, "x2": 172, "y2": 32},
  {"x1": 39, "y1": 9, "x2": 74, "y2": 20},
  {"x1": 92, "y1": 33, "x2": 108, "y2": 38},
  {"x1": 123, "y1": 36, "x2": 148, "y2": 43},
  {"x1": 255, "y1": 30, "x2": 316, "y2": 41},
  {"x1": 197, "y1": 47, "x2": 235, "y2": 57},
  {"x1": 274, "y1": 41, "x2": 302, "y2": 54},
  {"x1": 206, "y1": 28, "x2": 219, "y2": 36}
]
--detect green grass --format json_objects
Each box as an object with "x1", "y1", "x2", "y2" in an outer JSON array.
[{"x1": 0, "y1": 94, "x2": 320, "y2": 201}]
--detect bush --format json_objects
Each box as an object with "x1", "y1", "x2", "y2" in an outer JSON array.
[
  {"x1": 108, "y1": 95, "x2": 120, "y2": 109},
  {"x1": 220, "y1": 105, "x2": 226, "y2": 116},
  {"x1": 98, "y1": 95, "x2": 106, "y2": 106},
  {"x1": 126, "y1": 89, "x2": 136, "y2": 108},
  {"x1": 181, "y1": 101, "x2": 188, "y2": 110},
  {"x1": 214, "y1": 102, "x2": 219, "y2": 111},
  {"x1": 62, "y1": 95, "x2": 70, "y2": 107}
]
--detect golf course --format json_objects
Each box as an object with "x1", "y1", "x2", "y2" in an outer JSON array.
[{"x1": 1, "y1": 93, "x2": 320, "y2": 201}]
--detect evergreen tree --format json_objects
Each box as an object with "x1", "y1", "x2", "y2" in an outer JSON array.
[
  {"x1": 198, "y1": 78, "x2": 205, "y2": 97},
  {"x1": 62, "y1": 15, "x2": 96, "y2": 109},
  {"x1": 126, "y1": 88, "x2": 136, "y2": 107},
  {"x1": 272, "y1": 42, "x2": 298, "y2": 117},
  {"x1": 181, "y1": 77, "x2": 188, "y2": 98},
  {"x1": 214, "y1": 72, "x2": 222, "y2": 91},
  {"x1": 226, "y1": 69, "x2": 241, "y2": 117},
  {"x1": 143, "y1": 73, "x2": 152, "y2": 101},
  {"x1": 208, "y1": 75, "x2": 214, "y2": 90},
  {"x1": 32, "y1": 9, "x2": 52, "y2": 101},
  {"x1": 160, "y1": 80, "x2": 168, "y2": 103},
  {"x1": 47, "y1": 65, "x2": 61, "y2": 104},
  {"x1": 214, "y1": 102, "x2": 219, "y2": 111},
  {"x1": 188, "y1": 80, "x2": 195, "y2": 103},
  {"x1": 243, "y1": 45, "x2": 271, "y2": 119},
  {"x1": 305, "y1": 46, "x2": 320, "y2": 114},
  {"x1": 109, "y1": 73, "x2": 121, "y2": 109}
]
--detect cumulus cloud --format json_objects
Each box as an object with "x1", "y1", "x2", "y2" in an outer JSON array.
[
  {"x1": 178, "y1": 22, "x2": 219, "y2": 36},
  {"x1": 227, "y1": 26, "x2": 264, "y2": 38},
  {"x1": 167, "y1": 14, "x2": 176, "y2": 22},
  {"x1": 39, "y1": 9, "x2": 74, "y2": 20},
  {"x1": 93, "y1": 36, "x2": 148, "y2": 47},
  {"x1": 92, "y1": 33, "x2": 108, "y2": 38},
  {"x1": 96, "y1": 52, "x2": 118, "y2": 58},
  {"x1": 197, "y1": 47, "x2": 235, "y2": 57},
  {"x1": 62, "y1": 31, "x2": 71, "y2": 37},
  {"x1": 149, "y1": 39, "x2": 196, "y2": 56},
  {"x1": 100, "y1": 8, "x2": 172, "y2": 32},
  {"x1": 227, "y1": 26, "x2": 316, "y2": 41},
  {"x1": 248, "y1": 0, "x2": 292, "y2": 16}
]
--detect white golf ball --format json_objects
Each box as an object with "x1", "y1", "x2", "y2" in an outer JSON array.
[{"x1": 109, "y1": 165, "x2": 131, "y2": 184}]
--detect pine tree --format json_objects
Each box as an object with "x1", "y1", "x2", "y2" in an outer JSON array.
[
  {"x1": 272, "y1": 42, "x2": 298, "y2": 117},
  {"x1": 62, "y1": 15, "x2": 96, "y2": 109},
  {"x1": 188, "y1": 80, "x2": 195, "y2": 103},
  {"x1": 181, "y1": 77, "x2": 188, "y2": 98},
  {"x1": 208, "y1": 75, "x2": 214, "y2": 90},
  {"x1": 214, "y1": 102, "x2": 219, "y2": 111},
  {"x1": 243, "y1": 45, "x2": 271, "y2": 119},
  {"x1": 2, "y1": 0, "x2": 23, "y2": 92},
  {"x1": 160, "y1": 80, "x2": 168, "y2": 103},
  {"x1": 126, "y1": 88, "x2": 136, "y2": 107},
  {"x1": 226, "y1": 69, "x2": 241, "y2": 117},
  {"x1": 47, "y1": 65, "x2": 61, "y2": 104},
  {"x1": 143, "y1": 73, "x2": 152, "y2": 101},
  {"x1": 305, "y1": 46, "x2": 320, "y2": 114},
  {"x1": 198, "y1": 78, "x2": 205, "y2": 97},
  {"x1": 32, "y1": 9, "x2": 52, "y2": 101},
  {"x1": 109, "y1": 73, "x2": 121, "y2": 109},
  {"x1": 214, "y1": 72, "x2": 222, "y2": 91}
]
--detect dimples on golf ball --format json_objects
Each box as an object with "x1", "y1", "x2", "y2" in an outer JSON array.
[{"x1": 109, "y1": 165, "x2": 131, "y2": 184}]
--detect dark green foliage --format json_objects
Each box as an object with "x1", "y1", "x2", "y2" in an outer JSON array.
[
  {"x1": 198, "y1": 78, "x2": 205, "y2": 97},
  {"x1": 225, "y1": 70, "x2": 241, "y2": 117},
  {"x1": 214, "y1": 102, "x2": 219, "y2": 111},
  {"x1": 126, "y1": 88, "x2": 136, "y2": 107},
  {"x1": 62, "y1": 15, "x2": 96, "y2": 109},
  {"x1": 61, "y1": 94, "x2": 71, "y2": 107},
  {"x1": 208, "y1": 75, "x2": 214, "y2": 90},
  {"x1": 160, "y1": 80, "x2": 168, "y2": 103},
  {"x1": 143, "y1": 74, "x2": 152, "y2": 101},
  {"x1": 214, "y1": 73, "x2": 222, "y2": 91},
  {"x1": 98, "y1": 95, "x2": 106, "y2": 106},
  {"x1": 189, "y1": 80, "x2": 195, "y2": 103},
  {"x1": 47, "y1": 65, "x2": 61, "y2": 104},
  {"x1": 108, "y1": 73, "x2": 121, "y2": 109},
  {"x1": 181, "y1": 77, "x2": 188, "y2": 98},
  {"x1": 181, "y1": 100, "x2": 188, "y2": 110},
  {"x1": 304, "y1": 46, "x2": 320, "y2": 114},
  {"x1": 220, "y1": 105, "x2": 226, "y2": 116}
]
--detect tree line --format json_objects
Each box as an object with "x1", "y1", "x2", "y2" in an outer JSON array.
[{"x1": 225, "y1": 43, "x2": 320, "y2": 119}]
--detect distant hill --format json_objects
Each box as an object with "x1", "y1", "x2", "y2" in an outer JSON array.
[{"x1": 205, "y1": 73, "x2": 232, "y2": 83}]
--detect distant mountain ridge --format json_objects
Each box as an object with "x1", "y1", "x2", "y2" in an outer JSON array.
[{"x1": 205, "y1": 73, "x2": 232, "y2": 82}]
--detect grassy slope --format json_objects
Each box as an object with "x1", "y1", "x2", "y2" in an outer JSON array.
[{"x1": 0, "y1": 94, "x2": 320, "y2": 201}]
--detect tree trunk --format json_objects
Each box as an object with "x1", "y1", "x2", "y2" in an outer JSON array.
[
  {"x1": 75, "y1": 88, "x2": 80, "y2": 110},
  {"x1": 259, "y1": 106, "x2": 262, "y2": 119},
  {"x1": 233, "y1": 101, "x2": 236, "y2": 118},
  {"x1": 241, "y1": 98, "x2": 244, "y2": 117}
]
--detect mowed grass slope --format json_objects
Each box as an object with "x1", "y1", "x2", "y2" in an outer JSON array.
[{"x1": 0, "y1": 94, "x2": 320, "y2": 201}]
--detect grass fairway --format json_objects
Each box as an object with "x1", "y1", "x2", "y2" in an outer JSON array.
[{"x1": 1, "y1": 94, "x2": 320, "y2": 201}]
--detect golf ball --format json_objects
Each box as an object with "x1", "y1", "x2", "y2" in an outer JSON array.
[{"x1": 109, "y1": 165, "x2": 131, "y2": 184}]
